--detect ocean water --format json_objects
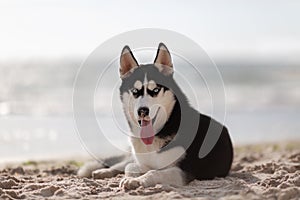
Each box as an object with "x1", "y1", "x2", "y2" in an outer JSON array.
[
  {"x1": 0, "y1": 110, "x2": 299, "y2": 163},
  {"x1": 0, "y1": 59, "x2": 299, "y2": 162}
]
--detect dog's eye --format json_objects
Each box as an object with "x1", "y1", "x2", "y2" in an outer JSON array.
[
  {"x1": 153, "y1": 87, "x2": 160, "y2": 94},
  {"x1": 131, "y1": 88, "x2": 138, "y2": 95}
]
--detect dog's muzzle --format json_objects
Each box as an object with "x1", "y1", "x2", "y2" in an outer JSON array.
[
  {"x1": 137, "y1": 107, "x2": 149, "y2": 118},
  {"x1": 137, "y1": 107, "x2": 160, "y2": 127}
]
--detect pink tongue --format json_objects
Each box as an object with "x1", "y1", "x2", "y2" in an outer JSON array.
[{"x1": 140, "y1": 120, "x2": 155, "y2": 145}]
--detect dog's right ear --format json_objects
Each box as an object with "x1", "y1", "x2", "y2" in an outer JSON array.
[{"x1": 119, "y1": 45, "x2": 139, "y2": 79}]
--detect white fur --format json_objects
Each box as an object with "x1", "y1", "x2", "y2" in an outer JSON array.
[
  {"x1": 121, "y1": 92, "x2": 140, "y2": 135},
  {"x1": 120, "y1": 167, "x2": 185, "y2": 189},
  {"x1": 77, "y1": 161, "x2": 104, "y2": 178},
  {"x1": 130, "y1": 137, "x2": 185, "y2": 170},
  {"x1": 147, "y1": 80, "x2": 156, "y2": 90},
  {"x1": 134, "y1": 80, "x2": 143, "y2": 90},
  {"x1": 120, "y1": 138, "x2": 186, "y2": 189}
]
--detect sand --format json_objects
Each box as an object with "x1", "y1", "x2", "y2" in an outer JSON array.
[{"x1": 0, "y1": 141, "x2": 299, "y2": 200}]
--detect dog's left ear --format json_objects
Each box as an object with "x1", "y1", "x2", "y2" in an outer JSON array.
[{"x1": 154, "y1": 43, "x2": 173, "y2": 76}]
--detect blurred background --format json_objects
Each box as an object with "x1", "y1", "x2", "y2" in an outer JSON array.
[{"x1": 0, "y1": 0, "x2": 299, "y2": 162}]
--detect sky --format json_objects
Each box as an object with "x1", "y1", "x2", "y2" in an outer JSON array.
[{"x1": 0, "y1": 0, "x2": 300, "y2": 61}]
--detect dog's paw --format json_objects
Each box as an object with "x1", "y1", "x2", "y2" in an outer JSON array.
[
  {"x1": 92, "y1": 168, "x2": 116, "y2": 179},
  {"x1": 119, "y1": 177, "x2": 141, "y2": 190},
  {"x1": 77, "y1": 161, "x2": 104, "y2": 178},
  {"x1": 124, "y1": 163, "x2": 143, "y2": 178}
]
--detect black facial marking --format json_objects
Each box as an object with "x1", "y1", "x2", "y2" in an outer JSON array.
[
  {"x1": 131, "y1": 86, "x2": 144, "y2": 98},
  {"x1": 147, "y1": 86, "x2": 161, "y2": 97}
]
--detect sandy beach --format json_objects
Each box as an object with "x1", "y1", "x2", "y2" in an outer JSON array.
[{"x1": 0, "y1": 141, "x2": 299, "y2": 200}]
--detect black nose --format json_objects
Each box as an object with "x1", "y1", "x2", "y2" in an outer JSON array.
[{"x1": 138, "y1": 107, "x2": 149, "y2": 117}]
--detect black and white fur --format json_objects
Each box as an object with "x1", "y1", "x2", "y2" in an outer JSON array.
[{"x1": 78, "y1": 43, "x2": 233, "y2": 190}]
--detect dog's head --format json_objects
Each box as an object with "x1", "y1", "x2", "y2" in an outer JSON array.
[{"x1": 119, "y1": 43, "x2": 177, "y2": 145}]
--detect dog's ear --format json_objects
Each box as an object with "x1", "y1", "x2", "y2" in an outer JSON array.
[
  {"x1": 154, "y1": 43, "x2": 173, "y2": 76},
  {"x1": 120, "y1": 45, "x2": 139, "y2": 78}
]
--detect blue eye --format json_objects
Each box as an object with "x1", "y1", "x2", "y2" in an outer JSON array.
[
  {"x1": 153, "y1": 87, "x2": 160, "y2": 94},
  {"x1": 132, "y1": 88, "x2": 138, "y2": 94}
]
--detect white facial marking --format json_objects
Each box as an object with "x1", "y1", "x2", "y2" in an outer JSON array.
[
  {"x1": 143, "y1": 74, "x2": 148, "y2": 85},
  {"x1": 147, "y1": 80, "x2": 157, "y2": 90},
  {"x1": 134, "y1": 80, "x2": 143, "y2": 90},
  {"x1": 143, "y1": 74, "x2": 148, "y2": 94},
  {"x1": 121, "y1": 91, "x2": 139, "y2": 135}
]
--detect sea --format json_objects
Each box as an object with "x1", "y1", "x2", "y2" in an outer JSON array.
[{"x1": 0, "y1": 58, "x2": 299, "y2": 162}]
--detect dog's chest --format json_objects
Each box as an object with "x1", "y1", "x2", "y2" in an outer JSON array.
[{"x1": 130, "y1": 137, "x2": 185, "y2": 170}]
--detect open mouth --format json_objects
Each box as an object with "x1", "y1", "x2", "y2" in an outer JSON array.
[
  {"x1": 138, "y1": 107, "x2": 160, "y2": 127},
  {"x1": 138, "y1": 107, "x2": 160, "y2": 145}
]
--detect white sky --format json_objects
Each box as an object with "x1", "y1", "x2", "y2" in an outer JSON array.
[{"x1": 0, "y1": 0, "x2": 300, "y2": 61}]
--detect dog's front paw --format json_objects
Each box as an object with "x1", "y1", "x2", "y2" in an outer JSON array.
[
  {"x1": 124, "y1": 163, "x2": 143, "y2": 178},
  {"x1": 77, "y1": 161, "x2": 104, "y2": 178},
  {"x1": 119, "y1": 177, "x2": 141, "y2": 190},
  {"x1": 92, "y1": 168, "x2": 116, "y2": 179}
]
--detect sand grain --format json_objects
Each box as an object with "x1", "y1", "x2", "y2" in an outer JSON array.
[{"x1": 0, "y1": 142, "x2": 299, "y2": 199}]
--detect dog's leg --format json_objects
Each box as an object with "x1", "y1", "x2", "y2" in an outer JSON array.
[
  {"x1": 92, "y1": 158, "x2": 132, "y2": 179},
  {"x1": 77, "y1": 161, "x2": 104, "y2": 178},
  {"x1": 124, "y1": 162, "x2": 150, "y2": 178},
  {"x1": 78, "y1": 154, "x2": 132, "y2": 178},
  {"x1": 120, "y1": 167, "x2": 186, "y2": 189}
]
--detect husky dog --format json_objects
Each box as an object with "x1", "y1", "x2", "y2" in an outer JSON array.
[{"x1": 78, "y1": 43, "x2": 233, "y2": 190}]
